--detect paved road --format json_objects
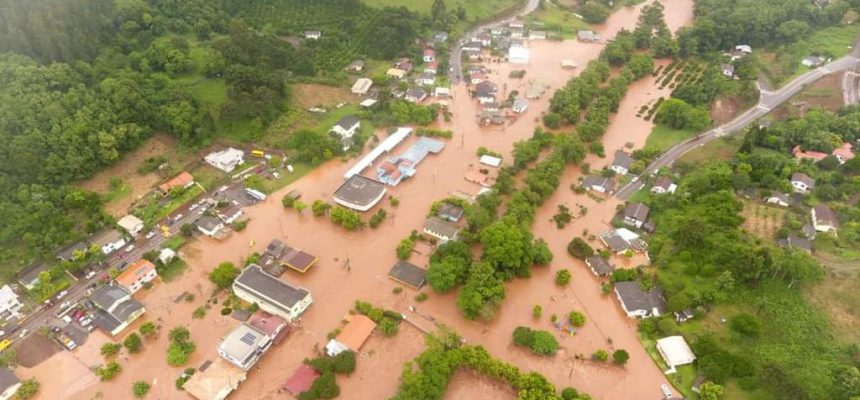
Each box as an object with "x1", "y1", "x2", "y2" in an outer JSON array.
[
  {"x1": 615, "y1": 52, "x2": 860, "y2": 200},
  {"x1": 448, "y1": 0, "x2": 541, "y2": 84},
  {"x1": 11, "y1": 184, "x2": 235, "y2": 342}
]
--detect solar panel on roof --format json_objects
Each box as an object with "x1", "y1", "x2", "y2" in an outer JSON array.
[{"x1": 240, "y1": 332, "x2": 257, "y2": 345}]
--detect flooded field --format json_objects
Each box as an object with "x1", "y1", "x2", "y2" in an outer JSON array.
[{"x1": 30, "y1": 1, "x2": 696, "y2": 399}]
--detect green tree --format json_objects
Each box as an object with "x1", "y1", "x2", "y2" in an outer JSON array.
[
  {"x1": 555, "y1": 269, "x2": 572, "y2": 286},
  {"x1": 295, "y1": 201, "x2": 307, "y2": 214},
  {"x1": 529, "y1": 330, "x2": 559, "y2": 356},
  {"x1": 532, "y1": 305, "x2": 542, "y2": 319},
  {"x1": 282, "y1": 195, "x2": 296, "y2": 208},
  {"x1": 312, "y1": 200, "x2": 331, "y2": 216},
  {"x1": 209, "y1": 262, "x2": 239, "y2": 290},
  {"x1": 456, "y1": 262, "x2": 505, "y2": 320},
  {"x1": 396, "y1": 238, "x2": 414, "y2": 260},
  {"x1": 427, "y1": 257, "x2": 467, "y2": 293},
  {"x1": 580, "y1": 1, "x2": 611, "y2": 23},
  {"x1": 95, "y1": 361, "x2": 122, "y2": 381},
  {"x1": 567, "y1": 237, "x2": 594, "y2": 259},
  {"x1": 123, "y1": 333, "x2": 143, "y2": 353},
  {"x1": 513, "y1": 326, "x2": 534, "y2": 347},
  {"x1": 593, "y1": 349, "x2": 609, "y2": 362},
  {"x1": 180, "y1": 223, "x2": 194, "y2": 238},
  {"x1": 139, "y1": 321, "x2": 156, "y2": 338},
  {"x1": 613, "y1": 349, "x2": 630, "y2": 366},
  {"x1": 698, "y1": 382, "x2": 725, "y2": 400},
  {"x1": 101, "y1": 343, "x2": 122, "y2": 358},
  {"x1": 133, "y1": 380, "x2": 151, "y2": 398},
  {"x1": 332, "y1": 351, "x2": 356, "y2": 374},
  {"x1": 569, "y1": 311, "x2": 586, "y2": 327}
]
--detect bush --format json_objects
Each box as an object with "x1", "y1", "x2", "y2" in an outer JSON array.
[
  {"x1": 392, "y1": 287, "x2": 403, "y2": 294},
  {"x1": 369, "y1": 209, "x2": 387, "y2": 228},
  {"x1": 613, "y1": 349, "x2": 630, "y2": 365},
  {"x1": 300, "y1": 372, "x2": 340, "y2": 400},
  {"x1": 569, "y1": 311, "x2": 586, "y2": 327},
  {"x1": 312, "y1": 200, "x2": 331, "y2": 216},
  {"x1": 593, "y1": 349, "x2": 609, "y2": 362},
  {"x1": 729, "y1": 314, "x2": 761, "y2": 338},
  {"x1": 133, "y1": 380, "x2": 151, "y2": 398},
  {"x1": 555, "y1": 269, "x2": 572, "y2": 286},
  {"x1": 532, "y1": 305, "x2": 542, "y2": 319},
  {"x1": 415, "y1": 293, "x2": 428, "y2": 302},
  {"x1": 192, "y1": 307, "x2": 206, "y2": 319},
  {"x1": 378, "y1": 318, "x2": 399, "y2": 337},
  {"x1": 15, "y1": 378, "x2": 40, "y2": 400},
  {"x1": 513, "y1": 326, "x2": 534, "y2": 347},
  {"x1": 139, "y1": 321, "x2": 156, "y2": 337},
  {"x1": 95, "y1": 361, "x2": 122, "y2": 381},
  {"x1": 529, "y1": 330, "x2": 559, "y2": 356},
  {"x1": 101, "y1": 343, "x2": 122, "y2": 358},
  {"x1": 282, "y1": 195, "x2": 296, "y2": 208},
  {"x1": 567, "y1": 237, "x2": 594, "y2": 259},
  {"x1": 396, "y1": 238, "x2": 414, "y2": 260},
  {"x1": 220, "y1": 307, "x2": 233, "y2": 315},
  {"x1": 332, "y1": 351, "x2": 356, "y2": 374},
  {"x1": 123, "y1": 333, "x2": 143, "y2": 353}
]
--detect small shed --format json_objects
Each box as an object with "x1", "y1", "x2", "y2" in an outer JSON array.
[
  {"x1": 656, "y1": 336, "x2": 696, "y2": 369},
  {"x1": 325, "y1": 314, "x2": 377, "y2": 356}
]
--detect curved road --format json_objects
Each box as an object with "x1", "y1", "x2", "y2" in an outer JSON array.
[{"x1": 616, "y1": 50, "x2": 860, "y2": 200}]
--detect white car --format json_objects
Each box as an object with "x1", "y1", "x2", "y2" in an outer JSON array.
[
  {"x1": 145, "y1": 231, "x2": 156, "y2": 239},
  {"x1": 85, "y1": 270, "x2": 96, "y2": 279},
  {"x1": 62, "y1": 315, "x2": 72, "y2": 324},
  {"x1": 80, "y1": 318, "x2": 92, "y2": 327},
  {"x1": 56, "y1": 290, "x2": 68, "y2": 299},
  {"x1": 125, "y1": 245, "x2": 135, "y2": 253},
  {"x1": 18, "y1": 329, "x2": 29, "y2": 339}
]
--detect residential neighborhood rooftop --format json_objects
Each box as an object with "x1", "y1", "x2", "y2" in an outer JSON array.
[{"x1": 387, "y1": 261, "x2": 427, "y2": 289}]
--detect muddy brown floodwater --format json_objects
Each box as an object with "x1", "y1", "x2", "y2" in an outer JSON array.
[{"x1": 28, "y1": 1, "x2": 695, "y2": 399}]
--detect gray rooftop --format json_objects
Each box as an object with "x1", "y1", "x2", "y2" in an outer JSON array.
[
  {"x1": 778, "y1": 235, "x2": 812, "y2": 252},
  {"x1": 653, "y1": 176, "x2": 673, "y2": 191},
  {"x1": 56, "y1": 241, "x2": 89, "y2": 260},
  {"x1": 423, "y1": 216, "x2": 460, "y2": 239},
  {"x1": 90, "y1": 285, "x2": 130, "y2": 311},
  {"x1": 234, "y1": 265, "x2": 310, "y2": 312},
  {"x1": 601, "y1": 232, "x2": 630, "y2": 252},
  {"x1": 624, "y1": 202, "x2": 650, "y2": 222},
  {"x1": 334, "y1": 175, "x2": 386, "y2": 208},
  {"x1": 91, "y1": 229, "x2": 124, "y2": 247},
  {"x1": 437, "y1": 203, "x2": 465, "y2": 222},
  {"x1": 335, "y1": 116, "x2": 360, "y2": 131},
  {"x1": 615, "y1": 281, "x2": 666, "y2": 314},
  {"x1": 611, "y1": 150, "x2": 633, "y2": 170},
  {"x1": 406, "y1": 88, "x2": 427, "y2": 98},
  {"x1": 196, "y1": 216, "x2": 223, "y2": 231},
  {"x1": 813, "y1": 204, "x2": 838, "y2": 227},
  {"x1": 17, "y1": 262, "x2": 49, "y2": 286},
  {"x1": 585, "y1": 256, "x2": 614, "y2": 276},
  {"x1": 791, "y1": 172, "x2": 815, "y2": 188},
  {"x1": 582, "y1": 176, "x2": 616, "y2": 191},
  {"x1": 388, "y1": 261, "x2": 427, "y2": 289}
]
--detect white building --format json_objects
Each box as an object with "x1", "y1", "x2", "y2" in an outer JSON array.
[
  {"x1": 651, "y1": 177, "x2": 677, "y2": 195},
  {"x1": 330, "y1": 116, "x2": 360, "y2": 139},
  {"x1": 91, "y1": 229, "x2": 127, "y2": 255},
  {"x1": 205, "y1": 148, "x2": 245, "y2": 173},
  {"x1": 508, "y1": 46, "x2": 530, "y2": 64},
  {"x1": 117, "y1": 214, "x2": 144, "y2": 236},
  {"x1": 512, "y1": 98, "x2": 528, "y2": 113},
  {"x1": 765, "y1": 192, "x2": 790, "y2": 207},
  {"x1": 479, "y1": 155, "x2": 502, "y2": 168},
  {"x1": 218, "y1": 324, "x2": 273, "y2": 371},
  {"x1": 232, "y1": 264, "x2": 313, "y2": 322},
  {"x1": 614, "y1": 281, "x2": 665, "y2": 318},
  {"x1": 158, "y1": 248, "x2": 176, "y2": 265},
  {"x1": 812, "y1": 204, "x2": 838, "y2": 233},
  {"x1": 115, "y1": 259, "x2": 158, "y2": 294},
  {"x1": 423, "y1": 217, "x2": 460, "y2": 243},
  {"x1": 0, "y1": 286, "x2": 22, "y2": 321},
  {"x1": 196, "y1": 216, "x2": 225, "y2": 237},
  {"x1": 351, "y1": 78, "x2": 372, "y2": 95},
  {"x1": 656, "y1": 336, "x2": 696, "y2": 371},
  {"x1": 791, "y1": 172, "x2": 815, "y2": 194}
]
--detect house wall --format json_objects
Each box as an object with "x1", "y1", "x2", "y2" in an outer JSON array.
[
  {"x1": 614, "y1": 289, "x2": 648, "y2": 318},
  {"x1": 101, "y1": 238, "x2": 127, "y2": 255},
  {"x1": 124, "y1": 269, "x2": 158, "y2": 294},
  {"x1": 610, "y1": 165, "x2": 628, "y2": 176},
  {"x1": 233, "y1": 287, "x2": 313, "y2": 323}
]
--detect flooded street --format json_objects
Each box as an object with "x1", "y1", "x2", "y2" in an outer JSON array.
[{"x1": 31, "y1": 1, "x2": 695, "y2": 399}]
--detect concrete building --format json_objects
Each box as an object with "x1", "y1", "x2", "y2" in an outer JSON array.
[
  {"x1": 423, "y1": 216, "x2": 460, "y2": 242},
  {"x1": 610, "y1": 150, "x2": 634, "y2": 176},
  {"x1": 651, "y1": 177, "x2": 677, "y2": 194},
  {"x1": 387, "y1": 261, "x2": 427, "y2": 290},
  {"x1": 812, "y1": 204, "x2": 838, "y2": 233},
  {"x1": 350, "y1": 78, "x2": 372, "y2": 95},
  {"x1": 218, "y1": 323, "x2": 273, "y2": 371},
  {"x1": 91, "y1": 229, "x2": 127, "y2": 255},
  {"x1": 205, "y1": 148, "x2": 245, "y2": 173},
  {"x1": 330, "y1": 116, "x2": 361, "y2": 139},
  {"x1": 614, "y1": 281, "x2": 666, "y2": 318},
  {"x1": 577, "y1": 30, "x2": 600, "y2": 42},
  {"x1": 115, "y1": 259, "x2": 158, "y2": 294},
  {"x1": 333, "y1": 175, "x2": 387, "y2": 212},
  {"x1": 158, "y1": 171, "x2": 195, "y2": 195},
  {"x1": 507, "y1": 46, "x2": 530, "y2": 64},
  {"x1": 196, "y1": 216, "x2": 225, "y2": 237},
  {"x1": 0, "y1": 286, "x2": 22, "y2": 321},
  {"x1": 791, "y1": 172, "x2": 815, "y2": 193},
  {"x1": 623, "y1": 202, "x2": 650, "y2": 229},
  {"x1": 765, "y1": 191, "x2": 790, "y2": 207},
  {"x1": 232, "y1": 264, "x2": 312, "y2": 322},
  {"x1": 90, "y1": 285, "x2": 146, "y2": 336},
  {"x1": 582, "y1": 176, "x2": 616, "y2": 194},
  {"x1": 183, "y1": 358, "x2": 246, "y2": 400},
  {"x1": 512, "y1": 98, "x2": 528, "y2": 113},
  {"x1": 325, "y1": 314, "x2": 376, "y2": 356},
  {"x1": 656, "y1": 336, "x2": 696, "y2": 370},
  {"x1": 584, "y1": 256, "x2": 614, "y2": 277},
  {"x1": 117, "y1": 214, "x2": 145, "y2": 236}
]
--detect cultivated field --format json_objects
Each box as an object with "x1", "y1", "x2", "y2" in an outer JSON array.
[{"x1": 740, "y1": 200, "x2": 786, "y2": 241}]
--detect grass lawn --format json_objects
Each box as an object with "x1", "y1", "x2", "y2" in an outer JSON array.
[
  {"x1": 813, "y1": 235, "x2": 860, "y2": 262},
  {"x1": 639, "y1": 335, "x2": 699, "y2": 399},
  {"x1": 261, "y1": 162, "x2": 315, "y2": 193},
  {"x1": 134, "y1": 185, "x2": 205, "y2": 226},
  {"x1": 677, "y1": 136, "x2": 741, "y2": 165},
  {"x1": 643, "y1": 124, "x2": 698, "y2": 153},
  {"x1": 524, "y1": 2, "x2": 588, "y2": 38},
  {"x1": 759, "y1": 23, "x2": 860, "y2": 86},
  {"x1": 102, "y1": 182, "x2": 131, "y2": 204},
  {"x1": 361, "y1": 0, "x2": 522, "y2": 22},
  {"x1": 157, "y1": 258, "x2": 188, "y2": 282}
]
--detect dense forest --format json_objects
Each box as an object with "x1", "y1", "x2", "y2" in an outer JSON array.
[{"x1": 0, "y1": 0, "x2": 433, "y2": 270}]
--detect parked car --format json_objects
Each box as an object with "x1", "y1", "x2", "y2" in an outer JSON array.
[
  {"x1": 145, "y1": 230, "x2": 156, "y2": 239},
  {"x1": 85, "y1": 270, "x2": 97, "y2": 279},
  {"x1": 18, "y1": 329, "x2": 29, "y2": 339},
  {"x1": 61, "y1": 315, "x2": 72, "y2": 324},
  {"x1": 56, "y1": 290, "x2": 68, "y2": 299},
  {"x1": 80, "y1": 318, "x2": 92, "y2": 327},
  {"x1": 125, "y1": 244, "x2": 135, "y2": 253}
]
